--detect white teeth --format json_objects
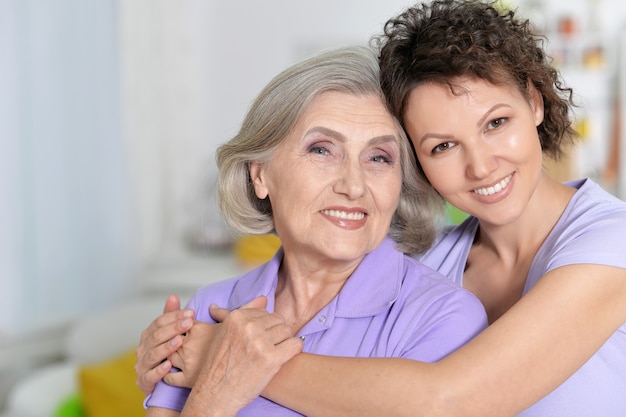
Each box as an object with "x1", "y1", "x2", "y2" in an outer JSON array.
[
  {"x1": 322, "y1": 209, "x2": 365, "y2": 220},
  {"x1": 473, "y1": 175, "x2": 512, "y2": 196}
]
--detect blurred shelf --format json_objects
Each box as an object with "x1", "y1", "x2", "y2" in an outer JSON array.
[{"x1": 139, "y1": 248, "x2": 246, "y2": 296}]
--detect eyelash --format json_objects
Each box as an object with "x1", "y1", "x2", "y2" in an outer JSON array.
[
  {"x1": 432, "y1": 142, "x2": 454, "y2": 154},
  {"x1": 487, "y1": 117, "x2": 507, "y2": 130},
  {"x1": 309, "y1": 146, "x2": 329, "y2": 155},
  {"x1": 308, "y1": 145, "x2": 393, "y2": 164},
  {"x1": 372, "y1": 154, "x2": 393, "y2": 164},
  {"x1": 430, "y1": 117, "x2": 508, "y2": 154}
]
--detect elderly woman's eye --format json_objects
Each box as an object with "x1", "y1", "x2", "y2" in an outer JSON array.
[
  {"x1": 309, "y1": 146, "x2": 329, "y2": 155},
  {"x1": 372, "y1": 154, "x2": 392, "y2": 164}
]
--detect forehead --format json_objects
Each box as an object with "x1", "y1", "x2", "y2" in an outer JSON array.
[
  {"x1": 408, "y1": 77, "x2": 528, "y2": 110},
  {"x1": 297, "y1": 90, "x2": 398, "y2": 132},
  {"x1": 434, "y1": 76, "x2": 524, "y2": 99}
]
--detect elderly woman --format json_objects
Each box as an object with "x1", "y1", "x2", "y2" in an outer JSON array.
[{"x1": 143, "y1": 45, "x2": 487, "y2": 416}]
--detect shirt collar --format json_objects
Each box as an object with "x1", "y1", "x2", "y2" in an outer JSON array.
[{"x1": 228, "y1": 237, "x2": 403, "y2": 319}]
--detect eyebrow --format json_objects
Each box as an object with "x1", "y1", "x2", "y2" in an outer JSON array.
[
  {"x1": 305, "y1": 126, "x2": 398, "y2": 146},
  {"x1": 476, "y1": 103, "x2": 511, "y2": 127},
  {"x1": 418, "y1": 103, "x2": 513, "y2": 144},
  {"x1": 418, "y1": 132, "x2": 453, "y2": 145}
]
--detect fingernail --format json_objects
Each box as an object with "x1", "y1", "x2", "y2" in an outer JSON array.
[
  {"x1": 181, "y1": 319, "x2": 192, "y2": 329},
  {"x1": 183, "y1": 309, "x2": 194, "y2": 318},
  {"x1": 169, "y1": 338, "x2": 179, "y2": 347}
]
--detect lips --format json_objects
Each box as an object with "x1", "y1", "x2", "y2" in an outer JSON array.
[
  {"x1": 320, "y1": 209, "x2": 365, "y2": 220},
  {"x1": 320, "y1": 208, "x2": 368, "y2": 230},
  {"x1": 473, "y1": 174, "x2": 512, "y2": 196}
]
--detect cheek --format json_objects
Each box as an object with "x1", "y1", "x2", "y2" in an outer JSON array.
[
  {"x1": 377, "y1": 176, "x2": 403, "y2": 216},
  {"x1": 273, "y1": 171, "x2": 326, "y2": 211},
  {"x1": 419, "y1": 159, "x2": 449, "y2": 189},
  {"x1": 507, "y1": 128, "x2": 543, "y2": 160}
]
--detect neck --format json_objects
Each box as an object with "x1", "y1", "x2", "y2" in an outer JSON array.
[
  {"x1": 274, "y1": 255, "x2": 356, "y2": 333},
  {"x1": 475, "y1": 174, "x2": 575, "y2": 263}
]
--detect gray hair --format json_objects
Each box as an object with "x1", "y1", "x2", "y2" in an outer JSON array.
[{"x1": 216, "y1": 45, "x2": 443, "y2": 254}]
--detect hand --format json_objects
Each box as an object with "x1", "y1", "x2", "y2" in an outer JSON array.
[
  {"x1": 183, "y1": 296, "x2": 303, "y2": 415},
  {"x1": 165, "y1": 321, "x2": 219, "y2": 388},
  {"x1": 135, "y1": 294, "x2": 195, "y2": 395},
  {"x1": 165, "y1": 296, "x2": 289, "y2": 389}
]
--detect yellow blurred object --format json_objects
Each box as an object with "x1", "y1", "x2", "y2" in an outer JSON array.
[
  {"x1": 583, "y1": 46, "x2": 606, "y2": 69},
  {"x1": 78, "y1": 348, "x2": 145, "y2": 417},
  {"x1": 234, "y1": 234, "x2": 282, "y2": 267},
  {"x1": 494, "y1": 0, "x2": 514, "y2": 13},
  {"x1": 573, "y1": 117, "x2": 590, "y2": 141}
]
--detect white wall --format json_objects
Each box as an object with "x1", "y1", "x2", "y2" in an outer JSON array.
[
  {"x1": 120, "y1": 0, "x2": 417, "y2": 270},
  {"x1": 1, "y1": 0, "x2": 139, "y2": 337}
]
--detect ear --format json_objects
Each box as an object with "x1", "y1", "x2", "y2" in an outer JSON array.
[
  {"x1": 249, "y1": 161, "x2": 269, "y2": 199},
  {"x1": 528, "y1": 80, "x2": 544, "y2": 127}
]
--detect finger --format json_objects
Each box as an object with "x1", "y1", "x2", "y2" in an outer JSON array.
[
  {"x1": 137, "y1": 323, "x2": 190, "y2": 370},
  {"x1": 140, "y1": 309, "x2": 194, "y2": 346},
  {"x1": 140, "y1": 311, "x2": 194, "y2": 348},
  {"x1": 136, "y1": 334, "x2": 184, "y2": 374},
  {"x1": 185, "y1": 320, "x2": 218, "y2": 338},
  {"x1": 275, "y1": 336, "x2": 304, "y2": 361},
  {"x1": 265, "y1": 322, "x2": 297, "y2": 345},
  {"x1": 226, "y1": 309, "x2": 287, "y2": 334},
  {"x1": 163, "y1": 294, "x2": 181, "y2": 313},
  {"x1": 210, "y1": 301, "x2": 278, "y2": 327},
  {"x1": 210, "y1": 304, "x2": 268, "y2": 323},
  {"x1": 163, "y1": 370, "x2": 190, "y2": 389},
  {"x1": 163, "y1": 367, "x2": 196, "y2": 389},
  {"x1": 209, "y1": 295, "x2": 267, "y2": 323},
  {"x1": 168, "y1": 350, "x2": 183, "y2": 370},
  {"x1": 209, "y1": 304, "x2": 230, "y2": 323},
  {"x1": 240, "y1": 295, "x2": 268, "y2": 309},
  {"x1": 135, "y1": 359, "x2": 172, "y2": 395}
]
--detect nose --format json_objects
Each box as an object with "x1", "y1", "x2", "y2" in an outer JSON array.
[
  {"x1": 465, "y1": 142, "x2": 498, "y2": 180},
  {"x1": 333, "y1": 158, "x2": 366, "y2": 199}
]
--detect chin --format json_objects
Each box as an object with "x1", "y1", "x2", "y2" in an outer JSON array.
[{"x1": 322, "y1": 242, "x2": 372, "y2": 262}]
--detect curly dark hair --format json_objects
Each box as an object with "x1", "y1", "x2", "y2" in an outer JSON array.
[{"x1": 373, "y1": 0, "x2": 577, "y2": 160}]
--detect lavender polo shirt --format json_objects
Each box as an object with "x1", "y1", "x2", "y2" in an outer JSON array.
[
  {"x1": 418, "y1": 179, "x2": 626, "y2": 416},
  {"x1": 146, "y1": 237, "x2": 487, "y2": 416}
]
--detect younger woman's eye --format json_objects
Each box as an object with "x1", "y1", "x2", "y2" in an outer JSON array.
[
  {"x1": 487, "y1": 117, "x2": 507, "y2": 130},
  {"x1": 432, "y1": 141, "x2": 454, "y2": 154}
]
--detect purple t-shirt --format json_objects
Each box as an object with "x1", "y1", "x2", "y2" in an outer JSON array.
[
  {"x1": 418, "y1": 178, "x2": 626, "y2": 416},
  {"x1": 146, "y1": 237, "x2": 487, "y2": 416}
]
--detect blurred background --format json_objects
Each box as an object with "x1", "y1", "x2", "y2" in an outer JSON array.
[{"x1": 1, "y1": 0, "x2": 625, "y2": 415}]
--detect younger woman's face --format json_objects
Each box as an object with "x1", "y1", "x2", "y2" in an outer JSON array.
[{"x1": 403, "y1": 77, "x2": 545, "y2": 226}]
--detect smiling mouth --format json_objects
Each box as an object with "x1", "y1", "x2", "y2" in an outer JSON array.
[
  {"x1": 473, "y1": 174, "x2": 512, "y2": 196},
  {"x1": 321, "y1": 209, "x2": 366, "y2": 220}
]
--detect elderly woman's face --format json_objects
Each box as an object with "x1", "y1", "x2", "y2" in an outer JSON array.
[{"x1": 250, "y1": 91, "x2": 402, "y2": 265}]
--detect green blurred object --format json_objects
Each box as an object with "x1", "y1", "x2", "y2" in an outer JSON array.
[
  {"x1": 445, "y1": 202, "x2": 469, "y2": 225},
  {"x1": 54, "y1": 393, "x2": 86, "y2": 417}
]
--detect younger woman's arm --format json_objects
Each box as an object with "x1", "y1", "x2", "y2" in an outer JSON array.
[{"x1": 261, "y1": 264, "x2": 626, "y2": 417}]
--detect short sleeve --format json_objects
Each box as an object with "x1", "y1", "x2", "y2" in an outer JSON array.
[{"x1": 398, "y1": 286, "x2": 488, "y2": 362}]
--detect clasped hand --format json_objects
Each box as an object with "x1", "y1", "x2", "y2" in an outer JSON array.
[{"x1": 136, "y1": 295, "x2": 303, "y2": 404}]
